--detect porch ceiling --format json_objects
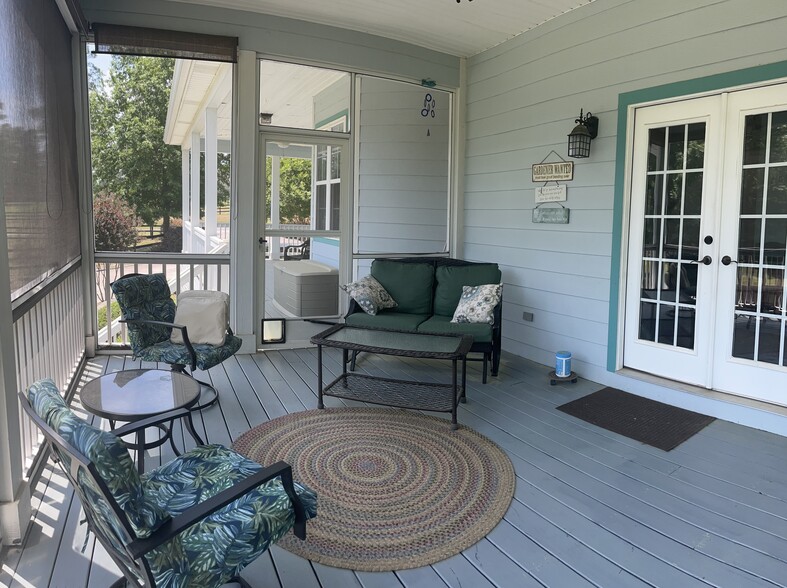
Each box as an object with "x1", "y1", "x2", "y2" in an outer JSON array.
[{"x1": 166, "y1": 0, "x2": 596, "y2": 57}]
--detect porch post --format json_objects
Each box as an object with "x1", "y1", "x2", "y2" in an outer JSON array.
[
  {"x1": 0, "y1": 196, "x2": 30, "y2": 545},
  {"x1": 181, "y1": 147, "x2": 190, "y2": 253},
  {"x1": 230, "y1": 49, "x2": 258, "y2": 353},
  {"x1": 190, "y1": 131, "x2": 201, "y2": 254},
  {"x1": 205, "y1": 107, "x2": 218, "y2": 252}
]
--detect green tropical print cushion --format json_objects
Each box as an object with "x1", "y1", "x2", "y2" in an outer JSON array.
[
  {"x1": 27, "y1": 380, "x2": 170, "y2": 540},
  {"x1": 111, "y1": 273, "x2": 177, "y2": 354},
  {"x1": 142, "y1": 444, "x2": 318, "y2": 588},
  {"x1": 136, "y1": 334, "x2": 242, "y2": 370}
]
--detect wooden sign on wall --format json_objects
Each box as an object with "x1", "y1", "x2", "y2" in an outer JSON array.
[
  {"x1": 532, "y1": 161, "x2": 574, "y2": 182},
  {"x1": 535, "y1": 184, "x2": 567, "y2": 203}
]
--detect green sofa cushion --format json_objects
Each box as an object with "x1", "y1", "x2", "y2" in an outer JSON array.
[
  {"x1": 370, "y1": 260, "x2": 434, "y2": 315},
  {"x1": 417, "y1": 315, "x2": 493, "y2": 344},
  {"x1": 346, "y1": 311, "x2": 429, "y2": 331},
  {"x1": 433, "y1": 264, "x2": 502, "y2": 317}
]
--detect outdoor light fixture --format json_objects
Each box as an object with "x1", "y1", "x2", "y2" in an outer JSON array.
[{"x1": 567, "y1": 109, "x2": 599, "y2": 158}]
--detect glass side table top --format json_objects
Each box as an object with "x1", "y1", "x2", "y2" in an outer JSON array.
[
  {"x1": 80, "y1": 369, "x2": 201, "y2": 420},
  {"x1": 312, "y1": 325, "x2": 472, "y2": 357}
]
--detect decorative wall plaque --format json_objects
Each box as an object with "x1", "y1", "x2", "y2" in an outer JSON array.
[
  {"x1": 532, "y1": 203, "x2": 570, "y2": 224},
  {"x1": 532, "y1": 161, "x2": 574, "y2": 182},
  {"x1": 535, "y1": 185, "x2": 567, "y2": 203}
]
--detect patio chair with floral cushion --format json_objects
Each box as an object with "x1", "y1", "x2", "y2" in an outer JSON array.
[
  {"x1": 110, "y1": 273, "x2": 242, "y2": 410},
  {"x1": 20, "y1": 379, "x2": 317, "y2": 588}
]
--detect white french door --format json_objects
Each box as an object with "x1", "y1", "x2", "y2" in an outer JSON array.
[{"x1": 624, "y1": 83, "x2": 787, "y2": 405}]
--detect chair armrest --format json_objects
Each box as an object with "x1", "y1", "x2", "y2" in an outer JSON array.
[
  {"x1": 126, "y1": 460, "x2": 308, "y2": 559},
  {"x1": 121, "y1": 318, "x2": 197, "y2": 371},
  {"x1": 344, "y1": 298, "x2": 362, "y2": 319}
]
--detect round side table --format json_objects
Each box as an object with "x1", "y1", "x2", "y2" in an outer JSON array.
[{"x1": 81, "y1": 369, "x2": 205, "y2": 473}]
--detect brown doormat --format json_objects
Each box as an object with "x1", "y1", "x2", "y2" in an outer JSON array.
[{"x1": 557, "y1": 387, "x2": 715, "y2": 451}]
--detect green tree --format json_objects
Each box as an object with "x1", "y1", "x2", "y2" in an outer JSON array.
[
  {"x1": 265, "y1": 156, "x2": 312, "y2": 224},
  {"x1": 90, "y1": 56, "x2": 181, "y2": 231}
]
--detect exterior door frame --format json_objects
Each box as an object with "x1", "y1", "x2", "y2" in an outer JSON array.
[
  {"x1": 255, "y1": 128, "x2": 352, "y2": 348},
  {"x1": 610, "y1": 64, "x2": 787, "y2": 377},
  {"x1": 711, "y1": 84, "x2": 787, "y2": 403},
  {"x1": 622, "y1": 96, "x2": 724, "y2": 387}
]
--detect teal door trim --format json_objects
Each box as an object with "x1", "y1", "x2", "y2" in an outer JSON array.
[{"x1": 607, "y1": 60, "x2": 787, "y2": 372}]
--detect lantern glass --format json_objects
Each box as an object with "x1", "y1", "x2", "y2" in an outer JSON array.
[{"x1": 568, "y1": 124, "x2": 592, "y2": 158}]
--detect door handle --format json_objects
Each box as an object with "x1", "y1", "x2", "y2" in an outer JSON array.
[
  {"x1": 721, "y1": 255, "x2": 738, "y2": 266},
  {"x1": 258, "y1": 237, "x2": 267, "y2": 244},
  {"x1": 690, "y1": 255, "x2": 712, "y2": 266}
]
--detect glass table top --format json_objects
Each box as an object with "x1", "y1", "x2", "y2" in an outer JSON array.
[
  {"x1": 313, "y1": 325, "x2": 472, "y2": 357},
  {"x1": 80, "y1": 369, "x2": 201, "y2": 420}
]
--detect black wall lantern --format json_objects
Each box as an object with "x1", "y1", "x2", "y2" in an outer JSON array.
[{"x1": 567, "y1": 109, "x2": 599, "y2": 158}]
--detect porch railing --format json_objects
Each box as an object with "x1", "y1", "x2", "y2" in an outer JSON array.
[
  {"x1": 94, "y1": 252, "x2": 230, "y2": 348},
  {"x1": 12, "y1": 260, "x2": 86, "y2": 471},
  {"x1": 265, "y1": 223, "x2": 310, "y2": 260}
]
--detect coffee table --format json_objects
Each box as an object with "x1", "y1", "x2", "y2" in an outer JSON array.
[
  {"x1": 311, "y1": 325, "x2": 473, "y2": 429},
  {"x1": 80, "y1": 369, "x2": 205, "y2": 473}
]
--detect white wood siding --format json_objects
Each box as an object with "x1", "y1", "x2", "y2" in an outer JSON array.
[
  {"x1": 464, "y1": 0, "x2": 787, "y2": 382},
  {"x1": 356, "y1": 77, "x2": 450, "y2": 255}
]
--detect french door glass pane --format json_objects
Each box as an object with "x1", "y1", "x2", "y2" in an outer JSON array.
[
  {"x1": 316, "y1": 185, "x2": 327, "y2": 230},
  {"x1": 766, "y1": 167, "x2": 787, "y2": 213},
  {"x1": 639, "y1": 122, "x2": 705, "y2": 348},
  {"x1": 740, "y1": 168, "x2": 764, "y2": 214},
  {"x1": 330, "y1": 183, "x2": 340, "y2": 231},
  {"x1": 769, "y1": 111, "x2": 787, "y2": 163},
  {"x1": 743, "y1": 113, "x2": 768, "y2": 165},
  {"x1": 732, "y1": 110, "x2": 787, "y2": 365}
]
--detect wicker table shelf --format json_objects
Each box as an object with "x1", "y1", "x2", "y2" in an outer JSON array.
[{"x1": 311, "y1": 325, "x2": 473, "y2": 429}]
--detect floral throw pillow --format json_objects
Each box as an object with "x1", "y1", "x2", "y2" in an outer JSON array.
[
  {"x1": 451, "y1": 283, "x2": 502, "y2": 324},
  {"x1": 341, "y1": 275, "x2": 398, "y2": 315}
]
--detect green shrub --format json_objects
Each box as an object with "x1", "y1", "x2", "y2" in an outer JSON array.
[
  {"x1": 157, "y1": 218, "x2": 183, "y2": 252},
  {"x1": 94, "y1": 193, "x2": 138, "y2": 251},
  {"x1": 97, "y1": 301, "x2": 122, "y2": 330}
]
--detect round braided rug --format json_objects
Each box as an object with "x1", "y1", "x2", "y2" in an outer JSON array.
[{"x1": 232, "y1": 407, "x2": 515, "y2": 571}]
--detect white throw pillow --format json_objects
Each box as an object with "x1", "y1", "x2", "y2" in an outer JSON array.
[
  {"x1": 340, "y1": 275, "x2": 397, "y2": 316},
  {"x1": 451, "y1": 283, "x2": 503, "y2": 324},
  {"x1": 170, "y1": 290, "x2": 230, "y2": 346}
]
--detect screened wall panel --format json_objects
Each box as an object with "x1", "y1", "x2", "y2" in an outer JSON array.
[
  {"x1": 355, "y1": 77, "x2": 450, "y2": 255},
  {"x1": 0, "y1": 0, "x2": 81, "y2": 300}
]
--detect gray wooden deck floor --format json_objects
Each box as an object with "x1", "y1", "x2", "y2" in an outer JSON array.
[{"x1": 3, "y1": 348, "x2": 787, "y2": 588}]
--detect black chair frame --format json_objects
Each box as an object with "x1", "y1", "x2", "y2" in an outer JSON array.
[
  {"x1": 113, "y1": 273, "x2": 231, "y2": 411},
  {"x1": 19, "y1": 392, "x2": 307, "y2": 588}
]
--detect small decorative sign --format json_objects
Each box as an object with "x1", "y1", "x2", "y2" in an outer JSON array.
[
  {"x1": 532, "y1": 161, "x2": 574, "y2": 182},
  {"x1": 532, "y1": 204, "x2": 570, "y2": 224},
  {"x1": 535, "y1": 184, "x2": 567, "y2": 203}
]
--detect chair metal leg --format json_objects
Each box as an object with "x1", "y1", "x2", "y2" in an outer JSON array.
[
  {"x1": 170, "y1": 365, "x2": 219, "y2": 410},
  {"x1": 350, "y1": 350, "x2": 359, "y2": 371}
]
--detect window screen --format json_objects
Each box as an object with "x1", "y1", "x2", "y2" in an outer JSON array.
[{"x1": 0, "y1": 0, "x2": 81, "y2": 300}]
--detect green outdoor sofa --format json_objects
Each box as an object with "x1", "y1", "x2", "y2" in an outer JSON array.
[{"x1": 344, "y1": 257, "x2": 502, "y2": 382}]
